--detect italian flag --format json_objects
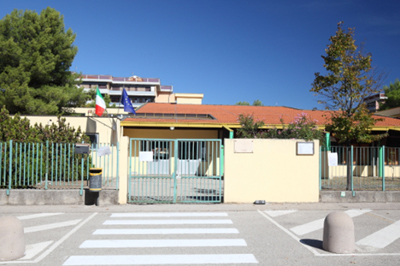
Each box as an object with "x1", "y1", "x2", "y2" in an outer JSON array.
[{"x1": 95, "y1": 87, "x2": 106, "y2": 116}]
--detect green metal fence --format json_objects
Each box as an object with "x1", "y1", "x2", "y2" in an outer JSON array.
[
  {"x1": 320, "y1": 145, "x2": 400, "y2": 191},
  {"x1": 0, "y1": 140, "x2": 119, "y2": 195},
  {"x1": 128, "y1": 138, "x2": 223, "y2": 203}
]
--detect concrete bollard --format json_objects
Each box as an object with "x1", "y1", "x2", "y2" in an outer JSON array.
[
  {"x1": 0, "y1": 216, "x2": 25, "y2": 261},
  {"x1": 322, "y1": 211, "x2": 355, "y2": 254}
]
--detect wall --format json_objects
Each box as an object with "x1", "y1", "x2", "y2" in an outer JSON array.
[
  {"x1": 123, "y1": 128, "x2": 218, "y2": 139},
  {"x1": 224, "y1": 139, "x2": 319, "y2": 203},
  {"x1": 174, "y1": 93, "x2": 203, "y2": 105},
  {"x1": 155, "y1": 92, "x2": 175, "y2": 103},
  {"x1": 64, "y1": 107, "x2": 130, "y2": 116},
  {"x1": 22, "y1": 116, "x2": 120, "y2": 144}
]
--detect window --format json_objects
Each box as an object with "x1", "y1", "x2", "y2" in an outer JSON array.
[{"x1": 86, "y1": 133, "x2": 99, "y2": 145}]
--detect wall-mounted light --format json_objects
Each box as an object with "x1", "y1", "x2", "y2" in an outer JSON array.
[
  {"x1": 47, "y1": 119, "x2": 52, "y2": 126},
  {"x1": 170, "y1": 126, "x2": 175, "y2": 131}
]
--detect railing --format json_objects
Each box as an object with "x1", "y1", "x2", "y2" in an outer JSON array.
[
  {"x1": 0, "y1": 141, "x2": 119, "y2": 195},
  {"x1": 80, "y1": 74, "x2": 160, "y2": 83},
  {"x1": 110, "y1": 86, "x2": 152, "y2": 92},
  {"x1": 320, "y1": 145, "x2": 400, "y2": 191}
]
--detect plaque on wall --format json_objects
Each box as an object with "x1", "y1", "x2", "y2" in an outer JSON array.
[
  {"x1": 234, "y1": 139, "x2": 254, "y2": 153},
  {"x1": 296, "y1": 142, "x2": 314, "y2": 155}
]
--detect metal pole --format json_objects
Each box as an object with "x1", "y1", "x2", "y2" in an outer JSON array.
[{"x1": 7, "y1": 140, "x2": 12, "y2": 196}]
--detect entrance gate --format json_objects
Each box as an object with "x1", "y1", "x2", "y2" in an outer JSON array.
[{"x1": 128, "y1": 138, "x2": 223, "y2": 203}]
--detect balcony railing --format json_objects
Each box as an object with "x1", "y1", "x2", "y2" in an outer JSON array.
[
  {"x1": 110, "y1": 87, "x2": 151, "y2": 92},
  {"x1": 80, "y1": 75, "x2": 160, "y2": 83},
  {"x1": 160, "y1": 85, "x2": 173, "y2": 91}
]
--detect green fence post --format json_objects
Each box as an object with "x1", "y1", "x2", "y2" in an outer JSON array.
[
  {"x1": 379, "y1": 146, "x2": 383, "y2": 178},
  {"x1": 173, "y1": 140, "x2": 178, "y2": 203},
  {"x1": 7, "y1": 140, "x2": 12, "y2": 195},
  {"x1": 220, "y1": 145, "x2": 224, "y2": 177},
  {"x1": 45, "y1": 141, "x2": 49, "y2": 190},
  {"x1": 80, "y1": 153, "x2": 84, "y2": 196},
  {"x1": 351, "y1": 145, "x2": 354, "y2": 191},
  {"x1": 325, "y1": 132, "x2": 330, "y2": 151},
  {"x1": 382, "y1": 145, "x2": 385, "y2": 191}
]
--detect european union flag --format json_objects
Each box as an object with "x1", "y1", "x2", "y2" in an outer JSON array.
[{"x1": 121, "y1": 88, "x2": 136, "y2": 114}]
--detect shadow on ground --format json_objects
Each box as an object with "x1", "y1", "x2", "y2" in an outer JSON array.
[{"x1": 300, "y1": 239, "x2": 323, "y2": 250}]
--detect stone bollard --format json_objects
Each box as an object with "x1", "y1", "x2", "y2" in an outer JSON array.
[
  {"x1": 0, "y1": 216, "x2": 25, "y2": 261},
  {"x1": 322, "y1": 211, "x2": 355, "y2": 254}
]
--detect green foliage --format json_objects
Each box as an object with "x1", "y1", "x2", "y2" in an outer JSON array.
[
  {"x1": 236, "y1": 113, "x2": 325, "y2": 143},
  {"x1": 0, "y1": 8, "x2": 89, "y2": 115},
  {"x1": 311, "y1": 22, "x2": 385, "y2": 144},
  {"x1": 252, "y1": 99, "x2": 263, "y2": 106},
  {"x1": 0, "y1": 106, "x2": 41, "y2": 142},
  {"x1": 236, "y1": 101, "x2": 250, "y2": 106},
  {"x1": 325, "y1": 106, "x2": 387, "y2": 143},
  {"x1": 379, "y1": 79, "x2": 400, "y2": 110},
  {"x1": 236, "y1": 114, "x2": 265, "y2": 138},
  {"x1": 235, "y1": 100, "x2": 264, "y2": 106},
  {"x1": 0, "y1": 106, "x2": 90, "y2": 188},
  {"x1": 0, "y1": 106, "x2": 89, "y2": 143}
]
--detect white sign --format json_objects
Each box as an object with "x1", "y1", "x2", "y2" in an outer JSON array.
[
  {"x1": 296, "y1": 142, "x2": 314, "y2": 155},
  {"x1": 139, "y1": 151, "x2": 153, "y2": 162},
  {"x1": 328, "y1": 152, "x2": 338, "y2": 166},
  {"x1": 234, "y1": 139, "x2": 254, "y2": 153},
  {"x1": 97, "y1": 146, "x2": 112, "y2": 157}
]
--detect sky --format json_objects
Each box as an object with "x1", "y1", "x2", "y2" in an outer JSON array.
[{"x1": 1, "y1": 0, "x2": 400, "y2": 110}]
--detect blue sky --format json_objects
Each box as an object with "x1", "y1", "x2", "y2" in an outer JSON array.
[{"x1": 1, "y1": 0, "x2": 400, "y2": 110}]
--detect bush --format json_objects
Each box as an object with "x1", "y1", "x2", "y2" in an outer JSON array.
[{"x1": 236, "y1": 112, "x2": 325, "y2": 144}]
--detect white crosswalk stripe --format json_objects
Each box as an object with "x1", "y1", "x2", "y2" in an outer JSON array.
[
  {"x1": 104, "y1": 219, "x2": 233, "y2": 225},
  {"x1": 64, "y1": 254, "x2": 258, "y2": 265},
  {"x1": 262, "y1": 209, "x2": 400, "y2": 254},
  {"x1": 24, "y1": 219, "x2": 82, "y2": 233},
  {"x1": 264, "y1": 210, "x2": 297, "y2": 217},
  {"x1": 111, "y1": 212, "x2": 228, "y2": 217},
  {"x1": 357, "y1": 220, "x2": 400, "y2": 249},
  {"x1": 64, "y1": 212, "x2": 258, "y2": 265},
  {"x1": 290, "y1": 209, "x2": 371, "y2": 236},
  {"x1": 94, "y1": 228, "x2": 239, "y2": 235},
  {"x1": 17, "y1": 213, "x2": 64, "y2": 220},
  {"x1": 80, "y1": 239, "x2": 247, "y2": 248}
]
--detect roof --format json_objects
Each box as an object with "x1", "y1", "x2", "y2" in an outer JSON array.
[{"x1": 121, "y1": 103, "x2": 400, "y2": 130}]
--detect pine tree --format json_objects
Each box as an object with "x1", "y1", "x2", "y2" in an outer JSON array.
[{"x1": 0, "y1": 7, "x2": 89, "y2": 115}]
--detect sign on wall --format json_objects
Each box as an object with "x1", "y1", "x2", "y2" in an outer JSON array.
[
  {"x1": 296, "y1": 142, "x2": 314, "y2": 155},
  {"x1": 234, "y1": 139, "x2": 254, "y2": 153}
]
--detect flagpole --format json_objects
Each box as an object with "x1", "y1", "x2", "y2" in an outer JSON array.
[{"x1": 117, "y1": 87, "x2": 123, "y2": 116}]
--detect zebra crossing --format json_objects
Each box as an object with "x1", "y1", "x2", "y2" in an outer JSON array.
[
  {"x1": 63, "y1": 212, "x2": 259, "y2": 265},
  {"x1": 262, "y1": 209, "x2": 400, "y2": 255}
]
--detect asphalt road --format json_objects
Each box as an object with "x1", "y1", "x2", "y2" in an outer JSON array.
[{"x1": 1, "y1": 202, "x2": 400, "y2": 266}]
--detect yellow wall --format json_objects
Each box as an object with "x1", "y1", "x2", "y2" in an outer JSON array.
[
  {"x1": 21, "y1": 116, "x2": 120, "y2": 144},
  {"x1": 123, "y1": 128, "x2": 218, "y2": 139},
  {"x1": 174, "y1": 93, "x2": 203, "y2": 105},
  {"x1": 63, "y1": 107, "x2": 130, "y2": 116},
  {"x1": 224, "y1": 139, "x2": 319, "y2": 203}
]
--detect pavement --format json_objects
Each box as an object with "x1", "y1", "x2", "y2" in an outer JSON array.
[{"x1": 0, "y1": 202, "x2": 400, "y2": 266}]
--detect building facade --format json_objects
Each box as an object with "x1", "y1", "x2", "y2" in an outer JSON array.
[{"x1": 79, "y1": 74, "x2": 174, "y2": 108}]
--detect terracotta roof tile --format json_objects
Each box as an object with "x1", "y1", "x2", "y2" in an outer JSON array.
[{"x1": 123, "y1": 103, "x2": 400, "y2": 128}]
